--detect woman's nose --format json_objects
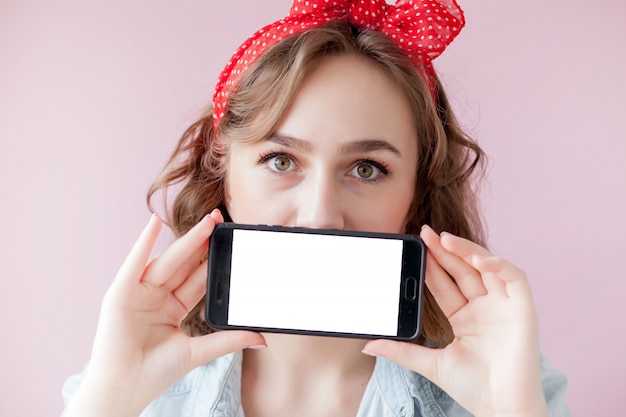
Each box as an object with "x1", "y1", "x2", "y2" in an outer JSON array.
[{"x1": 294, "y1": 173, "x2": 345, "y2": 230}]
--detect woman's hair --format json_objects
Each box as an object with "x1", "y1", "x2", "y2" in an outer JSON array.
[{"x1": 147, "y1": 21, "x2": 486, "y2": 347}]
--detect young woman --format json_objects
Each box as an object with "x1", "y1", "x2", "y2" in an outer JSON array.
[{"x1": 62, "y1": 1, "x2": 571, "y2": 416}]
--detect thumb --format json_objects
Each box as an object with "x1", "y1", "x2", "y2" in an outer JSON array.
[
  {"x1": 363, "y1": 339, "x2": 441, "y2": 383},
  {"x1": 189, "y1": 331, "x2": 266, "y2": 368}
]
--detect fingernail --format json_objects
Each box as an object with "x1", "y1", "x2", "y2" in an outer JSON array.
[
  {"x1": 246, "y1": 344, "x2": 267, "y2": 350},
  {"x1": 211, "y1": 208, "x2": 221, "y2": 216},
  {"x1": 148, "y1": 213, "x2": 159, "y2": 225},
  {"x1": 472, "y1": 255, "x2": 487, "y2": 264},
  {"x1": 361, "y1": 349, "x2": 378, "y2": 357}
]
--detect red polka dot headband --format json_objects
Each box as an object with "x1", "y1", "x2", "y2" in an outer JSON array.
[{"x1": 212, "y1": 0, "x2": 465, "y2": 129}]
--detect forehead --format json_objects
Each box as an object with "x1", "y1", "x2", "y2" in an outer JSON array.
[{"x1": 275, "y1": 53, "x2": 417, "y2": 153}]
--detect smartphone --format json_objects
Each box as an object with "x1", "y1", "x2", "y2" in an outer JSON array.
[{"x1": 205, "y1": 223, "x2": 425, "y2": 340}]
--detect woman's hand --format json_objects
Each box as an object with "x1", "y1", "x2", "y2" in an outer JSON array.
[
  {"x1": 64, "y1": 210, "x2": 266, "y2": 417},
  {"x1": 363, "y1": 225, "x2": 549, "y2": 417}
]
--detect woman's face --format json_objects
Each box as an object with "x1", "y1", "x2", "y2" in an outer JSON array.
[{"x1": 225, "y1": 54, "x2": 418, "y2": 233}]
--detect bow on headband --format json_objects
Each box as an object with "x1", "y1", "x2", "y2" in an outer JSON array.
[{"x1": 212, "y1": 0, "x2": 465, "y2": 128}]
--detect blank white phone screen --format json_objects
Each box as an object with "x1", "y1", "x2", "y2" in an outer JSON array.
[{"x1": 228, "y1": 229, "x2": 403, "y2": 336}]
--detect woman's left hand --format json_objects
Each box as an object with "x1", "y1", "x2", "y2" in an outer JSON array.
[{"x1": 363, "y1": 225, "x2": 549, "y2": 417}]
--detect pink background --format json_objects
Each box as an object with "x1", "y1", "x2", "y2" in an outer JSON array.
[{"x1": 1, "y1": 1, "x2": 624, "y2": 415}]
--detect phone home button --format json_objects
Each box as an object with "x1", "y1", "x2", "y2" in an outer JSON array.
[{"x1": 404, "y1": 277, "x2": 417, "y2": 301}]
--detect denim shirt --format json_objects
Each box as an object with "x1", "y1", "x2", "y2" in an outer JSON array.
[{"x1": 62, "y1": 351, "x2": 571, "y2": 417}]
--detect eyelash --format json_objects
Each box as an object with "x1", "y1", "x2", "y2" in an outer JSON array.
[
  {"x1": 257, "y1": 150, "x2": 297, "y2": 171},
  {"x1": 256, "y1": 149, "x2": 391, "y2": 182}
]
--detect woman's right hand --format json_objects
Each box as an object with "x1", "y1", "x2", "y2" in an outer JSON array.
[{"x1": 64, "y1": 210, "x2": 266, "y2": 417}]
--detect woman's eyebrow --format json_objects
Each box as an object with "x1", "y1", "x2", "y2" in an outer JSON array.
[
  {"x1": 267, "y1": 133, "x2": 312, "y2": 151},
  {"x1": 339, "y1": 139, "x2": 401, "y2": 157}
]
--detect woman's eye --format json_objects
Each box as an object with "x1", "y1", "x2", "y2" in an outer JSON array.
[
  {"x1": 257, "y1": 151, "x2": 298, "y2": 174},
  {"x1": 272, "y1": 155, "x2": 292, "y2": 171},
  {"x1": 348, "y1": 161, "x2": 387, "y2": 180}
]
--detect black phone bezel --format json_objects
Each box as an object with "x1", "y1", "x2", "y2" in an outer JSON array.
[{"x1": 205, "y1": 223, "x2": 425, "y2": 341}]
